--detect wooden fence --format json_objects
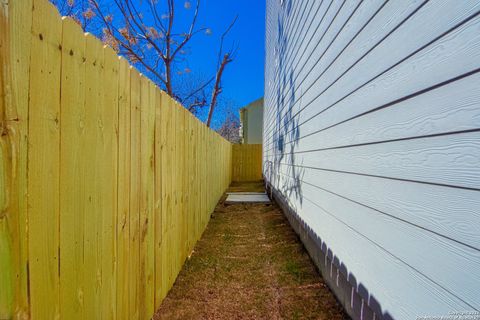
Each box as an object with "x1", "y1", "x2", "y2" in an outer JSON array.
[
  {"x1": 0, "y1": 1, "x2": 233, "y2": 319},
  {"x1": 232, "y1": 144, "x2": 263, "y2": 181}
]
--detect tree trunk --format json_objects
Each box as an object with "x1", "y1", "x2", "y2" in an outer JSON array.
[
  {"x1": 207, "y1": 54, "x2": 230, "y2": 127},
  {"x1": 165, "y1": 59, "x2": 173, "y2": 96}
]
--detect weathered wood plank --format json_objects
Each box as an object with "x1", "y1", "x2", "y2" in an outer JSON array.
[
  {"x1": 83, "y1": 33, "x2": 104, "y2": 320},
  {"x1": 100, "y1": 44, "x2": 119, "y2": 320},
  {"x1": 6, "y1": 0, "x2": 33, "y2": 316},
  {"x1": 154, "y1": 86, "x2": 163, "y2": 309},
  {"x1": 159, "y1": 91, "x2": 171, "y2": 301},
  {"x1": 5, "y1": 2, "x2": 234, "y2": 317},
  {"x1": 116, "y1": 57, "x2": 131, "y2": 320},
  {"x1": 59, "y1": 16, "x2": 86, "y2": 320},
  {"x1": 232, "y1": 144, "x2": 263, "y2": 182},
  {"x1": 27, "y1": 0, "x2": 62, "y2": 318},
  {"x1": 129, "y1": 68, "x2": 141, "y2": 320},
  {"x1": 139, "y1": 78, "x2": 155, "y2": 320},
  {"x1": 180, "y1": 108, "x2": 186, "y2": 262}
]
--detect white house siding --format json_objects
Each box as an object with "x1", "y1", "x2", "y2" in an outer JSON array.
[{"x1": 264, "y1": 1, "x2": 480, "y2": 319}]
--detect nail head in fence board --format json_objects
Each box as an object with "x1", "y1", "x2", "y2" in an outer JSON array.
[
  {"x1": 59, "y1": 16, "x2": 86, "y2": 320},
  {"x1": 28, "y1": 0, "x2": 62, "y2": 318}
]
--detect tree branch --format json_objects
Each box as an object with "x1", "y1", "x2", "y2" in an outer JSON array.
[
  {"x1": 207, "y1": 53, "x2": 232, "y2": 127},
  {"x1": 90, "y1": 0, "x2": 167, "y2": 85},
  {"x1": 171, "y1": 0, "x2": 201, "y2": 59},
  {"x1": 207, "y1": 15, "x2": 237, "y2": 127}
]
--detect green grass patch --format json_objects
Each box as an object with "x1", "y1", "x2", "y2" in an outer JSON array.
[{"x1": 284, "y1": 260, "x2": 306, "y2": 282}]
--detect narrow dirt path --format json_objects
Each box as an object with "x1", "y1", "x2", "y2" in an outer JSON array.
[{"x1": 153, "y1": 182, "x2": 349, "y2": 320}]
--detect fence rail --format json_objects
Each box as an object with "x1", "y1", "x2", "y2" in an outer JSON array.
[
  {"x1": 232, "y1": 144, "x2": 263, "y2": 181},
  {"x1": 0, "y1": 1, "x2": 234, "y2": 319}
]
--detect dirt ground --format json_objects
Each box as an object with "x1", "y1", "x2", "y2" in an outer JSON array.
[{"x1": 153, "y1": 181, "x2": 349, "y2": 320}]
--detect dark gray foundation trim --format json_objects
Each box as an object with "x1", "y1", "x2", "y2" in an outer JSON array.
[{"x1": 266, "y1": 181, "x2": 384, "y2": 320}]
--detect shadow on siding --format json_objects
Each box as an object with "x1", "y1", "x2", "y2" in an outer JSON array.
[
  {"x1": 268, "y1": 181, "x2": 396, "y2": 320},
  {"x1": 268, "y1": 8, "x2": 304, "y2": 207},
  {"x1": 266, "y1": 1, "x2": 394, "y2": 319}
]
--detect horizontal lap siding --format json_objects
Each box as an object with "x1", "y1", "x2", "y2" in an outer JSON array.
[{"x1": 264, "y1": 0, "x2": 480, "y2": 319}]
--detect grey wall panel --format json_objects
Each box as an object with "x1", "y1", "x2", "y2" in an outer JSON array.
[
  {"x1": 264, "y1": 0, "x2": 480, "y2": 318},
  {"x1": 265, "y1": 1, "x2": 480, "y2": 150},
  {"x1": 274, "y1": 169, "x2": 477, "y2": 317},
  {"x1": 268, "y1": 72, "x2": 480, "y2": 155},
  {"x1": 279, "y1": 132, "x2": 480, "y2": 189},
  {"x1": 276, "y1": 162, "x2": 480, "y2": 253}
]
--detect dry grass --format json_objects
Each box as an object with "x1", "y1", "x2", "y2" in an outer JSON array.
[{"x1": 153, "y1": 182, "x2": 349, "y2": 320}]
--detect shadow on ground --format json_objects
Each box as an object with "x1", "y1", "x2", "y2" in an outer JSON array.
[{"x1": 153, "y1": 181, "x2": 349, "y2": 320}]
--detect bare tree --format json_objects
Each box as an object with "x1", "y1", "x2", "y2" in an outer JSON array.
[
  {"x1": 52, "y1": 0, "x2": 237, "y2": 127},
  {"x1": 174, "y1": 72, "x2": 211, "y2": 115},
  {"x1": 207, "y1": 16, "x2": 237, "y2": 127},
  {"x1": 52, "y1": 0, "x2": 96, "y2": 31},
  {"x1": 217, "y1": 111, "x2": 241, "y2": 144}
]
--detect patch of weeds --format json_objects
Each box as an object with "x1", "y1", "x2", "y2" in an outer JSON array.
[
  {"x1": 222, "y1": 229, "x2": 234, "y2": 245},
  {"x1": 284, "y1": 260, "x2": 305, "y2": 282},
  {"x1": 291, "y1": 309, "x2": 302, "y2": 320},
  {"x1": 252, "y1": 291, "x2": 270, "y2": 314},
  {"x1": 265, "y1": 218, "x2": 279, "y2": 231},
  {"x1": 185, "y1": 254, "x2": 218, "y2": 272}
]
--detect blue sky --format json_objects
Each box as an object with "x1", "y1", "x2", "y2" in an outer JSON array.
[
  {"x1": 180, "y1": 0, "x2": 266, "y2": 108},
  {"x1": 54, "y1": 0, "x2": 265, "y2": 126},
  {"x1": 162, "y1": 0, "x2": 265, "y2": 127}
]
